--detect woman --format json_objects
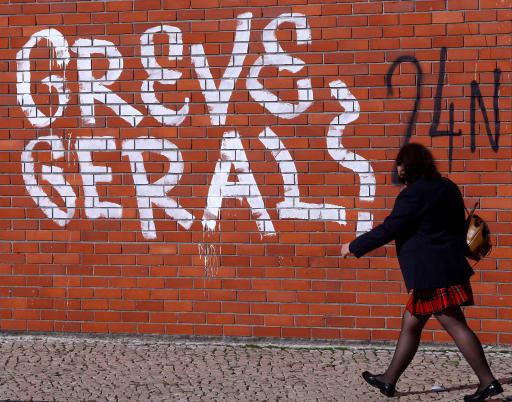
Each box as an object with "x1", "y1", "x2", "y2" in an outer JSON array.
[{"x1": 340, "y1": 143, "x2": 502, "y2": 401}]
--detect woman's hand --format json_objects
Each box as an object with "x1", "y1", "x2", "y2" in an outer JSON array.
[{"x1": 340, "y1": 242, "x2": 352, "y2": 259}]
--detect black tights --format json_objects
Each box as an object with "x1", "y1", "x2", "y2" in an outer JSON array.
[{"x1": 380, "y1": 307, "x2": 495, "y2": 390}]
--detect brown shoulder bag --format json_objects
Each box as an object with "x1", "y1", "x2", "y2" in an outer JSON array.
[{"x1": 465, "y1": 201, "x2": 492, "y2": 261}]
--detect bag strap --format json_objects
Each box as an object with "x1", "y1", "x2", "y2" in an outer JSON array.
[
  {"x1": 465, "y1": 200, "x2": 479, "y2": 268},
  {"x1": 465, "y1": 200, "x2": 479, "y2": 218}
]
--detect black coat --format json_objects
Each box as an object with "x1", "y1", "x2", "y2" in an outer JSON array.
[{"x1": 349, "y1": 175, "x2": 474, "y2": 290}]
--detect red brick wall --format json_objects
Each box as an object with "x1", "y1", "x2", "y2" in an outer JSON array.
[{"x1": 1, "y1": 0, "x2": 511, "y2": 344}]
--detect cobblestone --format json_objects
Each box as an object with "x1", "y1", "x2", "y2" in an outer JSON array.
[{"x1": 0, "y1": 334, "x2": 511, "y2": 401}]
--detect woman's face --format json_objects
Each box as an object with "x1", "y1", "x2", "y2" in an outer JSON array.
[
  {"x1": 397, "y1": 164, "x2": 404, "y2": 178},
  {"x1": 397, "y1": 164, "x2": 406, "y2": 185}
]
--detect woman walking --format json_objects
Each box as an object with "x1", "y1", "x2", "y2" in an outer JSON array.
[{"x1": 340, "y1": 143, "x2": 503, "y2": 401}]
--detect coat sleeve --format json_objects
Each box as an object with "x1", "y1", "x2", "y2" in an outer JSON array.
[{"x1": 349, "y1": 186, "x2": 422, "y2": 258}]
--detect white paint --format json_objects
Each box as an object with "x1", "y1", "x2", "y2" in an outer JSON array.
[
  {"x1": 259, "y1": 128, "x2": 346, "y2": 224},
  {"x1": 191, "y1": 12, "x2": 252, "y2": 126},
  {"x1": 327, "y1": 80, "x2": 376, "y2": 234},
  {"x1": 355, "y1": 211, "x2": 373, "y2": 234},
  {"x1": 16, "y1": 29, "x2": 70, "y2": 128},
  {"x1": 21, "y1": 135, "x2": 76, "y2": 226},
  {"x1": 15, "y1": 23, "x2": 378, "y2": 239},
  {"x1": 202, "y1": 130, "x2": 275, "y2": 234},
  {"x1": 140, "y1": 25, "x2": 189, "y2": 126},
  {"x1": 198, "y1": 241, "x2": 220, "y2": 277},
  {"x1": 247, "y1": 13, "x2": 313, "y2": 119},
  {"x1": 74, "y1": 137, "x2": 122, "y2": 219},
  {"x1": 72, "y1": 39, "x2": 143, "y2": 127},
  {"x1": 122, "y1": 137, "x2": 194, "y2": 239}
]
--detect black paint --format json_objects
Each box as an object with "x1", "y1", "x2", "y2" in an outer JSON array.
[
  {"x1": 470, "y1": 68, "x2": 501, "y2": 152},
  {"x1": 386, "y1": 55, "x2": 422, "y2": 146},
  {"x1": 429, "y1": 47, "x2": 461, "y2": 172},
  {"x1": 386, "y1": 47, "x2": 502, "y2": 173}
]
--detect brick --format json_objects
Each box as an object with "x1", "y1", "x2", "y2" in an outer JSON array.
[
  {"x1": 383, "y1": 25, "x2": 414, "y2": 37},
  {"x1": 417, "y1": 1, "x2": 448, "y2": 12},
  {"x1": 480, "y1": 0, "x2": 511, "y2": 8},
  {"x1": 134, "y1": 0, "x2": 161, "y2": 10},
  {"x1": 8, "y1": 15, "x2": 36, "y2": 26},
  {"x1": 432, "y1": 11, "x2": 465, "y2": 23},
  {"x1": 399, "y1": 13, "x2": 432, "y2": 25},
  {"x1": 77, "y1": 2, "x2": 105, "y2": 12},
  {"x1": 163, "y1": 0, "x2": 191, "y2": 8},
  {"x1": 107, "y1": 1, "x2": 133, "y2": 11},
  {"x1": 368, "y1": 14, "x2": 399, "y2": 25},
  {"x1": 352, "y1": 26, "x2": 382, "y2": 38}
]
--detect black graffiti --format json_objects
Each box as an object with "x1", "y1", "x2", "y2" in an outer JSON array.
[
  {"x1": 386, "y1": 55, "x2": 423, "y2": 145},
  {"x1": 386, "y1": 47, "x2": 502, "y2": 172},
  {"x1": 470, "y1": 68, "x2": 501, "y2": 152},
  {"x1": 429, "y1": 47, "x2": 462, "y2": 171}
]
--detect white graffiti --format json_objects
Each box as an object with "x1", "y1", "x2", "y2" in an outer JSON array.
[
  {"x1": 17, "y1": 13, "x2": 376, "y2": 241},
  {"x1": 16, "y1": 29, "x2": 70, "y2": 128},
  {"x1": 327, "y1": 81, "x2": 376, "y2": 235},
  {"x1": 203, "y1": 130, "x2": 275, "y2": 234},
  {"x1": 140, "y1": 25, "x2": 189, "y2": 126},
  {"x1": 21, "y1": 135, "x2": 76, "y2": 226},
  {"x1": 259, "y1": 128, "x2": 345, "y2": 224},
  {"x1": 72, "y1": 38, "x2": 144, "y2": 127},
  {"x1": 191, "y1": 12, "x2": 253, "y2": 125},
  {"x1": 75, "y1": 137, "x2": 122, "y2": 219},
  {"x1": 122, "y1": 137, "x2": 194, "y2": 238},
  {"x1": 247, "y1": 13, "x2": 314, "y2": 119}
]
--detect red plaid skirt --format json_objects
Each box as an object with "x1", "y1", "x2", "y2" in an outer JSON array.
[{"x1": 406, "y1": 282, "x2": 474, "y2": 316}]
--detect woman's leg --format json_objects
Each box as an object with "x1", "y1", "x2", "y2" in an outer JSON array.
[
  {"x1": 434, "y1": 306, "x2": 495, "y2": 389},
  {"x1": 379, "y1": 310, "x2": 430, "y2": 384}
]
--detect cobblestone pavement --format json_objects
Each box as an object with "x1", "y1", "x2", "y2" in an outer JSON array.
[{"x1": 0, "y1": 334, "x2": 511, "y2": 402}]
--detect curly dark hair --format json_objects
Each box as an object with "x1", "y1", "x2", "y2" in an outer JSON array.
[{"x1": 394, "y1": 143, "x2": 440, "y2": 185}]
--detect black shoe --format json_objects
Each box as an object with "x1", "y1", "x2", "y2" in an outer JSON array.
[
  {"x1": 463, "y1": 379, "x2": 503, "y2": 401},
  {"x1": 361, "y1": 371, "x2": 396, "y2": 397}
]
